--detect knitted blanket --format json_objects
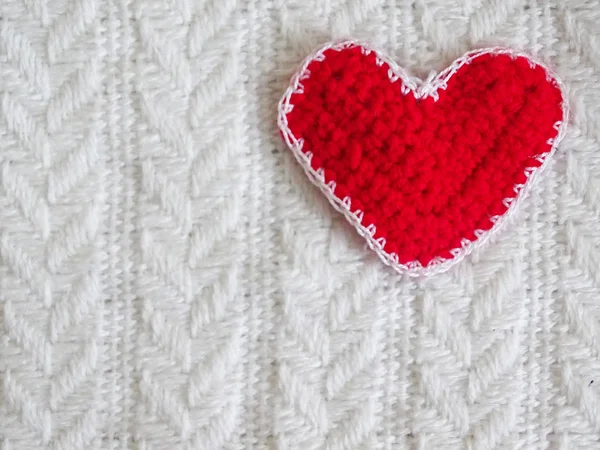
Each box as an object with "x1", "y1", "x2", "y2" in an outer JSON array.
[{"x1": 0, "y1": 0, "x2": 599, "y2": 448}]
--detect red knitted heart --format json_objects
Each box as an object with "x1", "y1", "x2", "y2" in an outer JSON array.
[{"x1": 278, "y1": 41, "x2": 568, "y2": 276}]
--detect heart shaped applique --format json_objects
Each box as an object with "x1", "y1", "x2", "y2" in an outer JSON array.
[{"x1": 278, "y1": 40, "x2": 568, "y2": 276}]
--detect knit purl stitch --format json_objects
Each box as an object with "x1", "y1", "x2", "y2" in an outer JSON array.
[{"x1": 279, "y1": 41, "x2": 567, "y2": 275}]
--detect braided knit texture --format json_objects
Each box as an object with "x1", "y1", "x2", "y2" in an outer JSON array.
[{"x1": 1, "y1": 1, "x2": 600, "y2": 449}]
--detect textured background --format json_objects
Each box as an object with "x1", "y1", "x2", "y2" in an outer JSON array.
[{"x1": 0, "y1": 0, "x2": 599, "y2": 449}]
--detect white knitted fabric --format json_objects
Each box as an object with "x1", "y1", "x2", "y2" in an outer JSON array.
[{"x1": 0, "y1": 0, "x2": 599, "y2": 449}]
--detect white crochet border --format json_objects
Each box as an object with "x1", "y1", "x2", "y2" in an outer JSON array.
[{"x1": 277, "y1": 40, "x2": 569, "y2": 277}]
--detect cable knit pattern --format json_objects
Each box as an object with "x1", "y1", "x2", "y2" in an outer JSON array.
[{"x1": 0, "y1": 1, "x2": 600, "y2": 449}]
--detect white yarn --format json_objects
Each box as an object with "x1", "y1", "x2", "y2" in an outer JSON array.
[{"x1": 0, "y1": 1, "x2": 599, "y2": 449}]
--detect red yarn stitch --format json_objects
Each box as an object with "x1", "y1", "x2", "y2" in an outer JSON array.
[{"x1": 283, "y1": 44, "x2": 565, "y2": 268}]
